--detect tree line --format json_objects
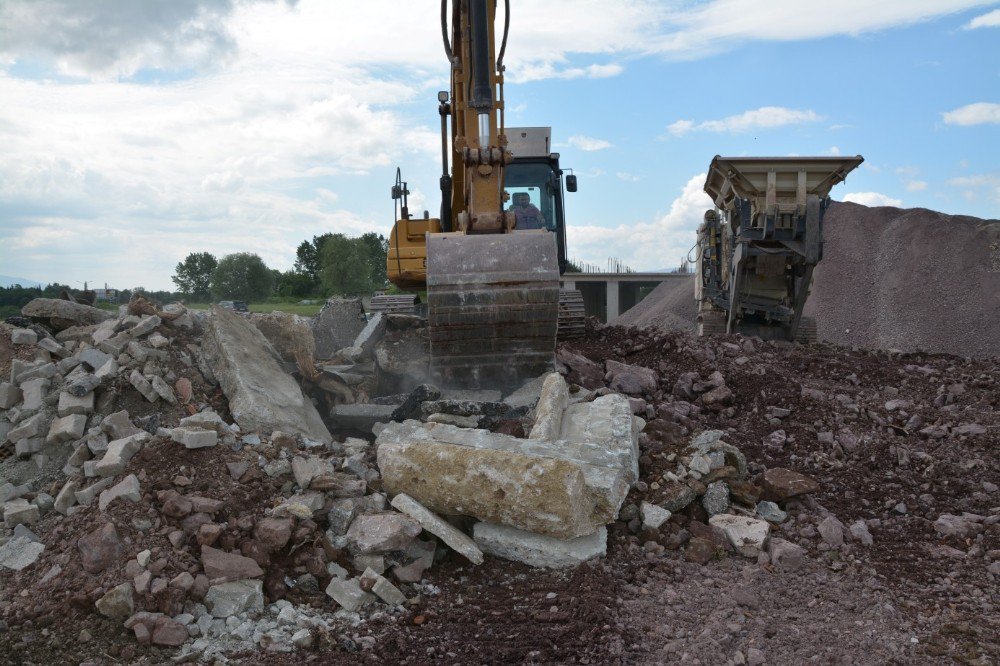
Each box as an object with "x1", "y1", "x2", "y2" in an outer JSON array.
[{"x1": 172, "y1": 232, "x2": 389, "y2": 303}]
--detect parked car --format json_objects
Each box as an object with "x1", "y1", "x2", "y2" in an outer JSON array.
[{"x1": 218, "y1": 300, "x2": 249, "y2": 312}]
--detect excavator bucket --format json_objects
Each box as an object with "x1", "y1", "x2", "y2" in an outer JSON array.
[{"x1": 426, "y1": 231, "x2": 560, "y2": 389}]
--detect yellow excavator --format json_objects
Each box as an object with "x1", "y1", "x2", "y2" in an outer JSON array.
[{"x1": 384, "y1": 0, "x2": 581, "y2": 389}]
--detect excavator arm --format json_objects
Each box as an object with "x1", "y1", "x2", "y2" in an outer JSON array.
[{"x1": 386, "y1": 0, "x2": 562, "y2": 390}]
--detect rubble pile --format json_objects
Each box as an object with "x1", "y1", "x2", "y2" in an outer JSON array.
[{"x1": 0, "y1": 296, "x2": 997, "y2": 663}]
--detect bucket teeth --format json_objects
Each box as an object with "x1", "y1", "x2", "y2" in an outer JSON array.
[{"x1": 427, "y1": 233, "x2": 560, "y2": 389}]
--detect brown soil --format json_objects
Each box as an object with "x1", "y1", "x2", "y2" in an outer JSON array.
[{"x1": 2, "y1": 320, "x2": 997, "y2": 664}]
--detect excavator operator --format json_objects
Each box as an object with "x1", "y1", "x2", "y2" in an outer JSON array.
[{"x1": 509, "y1": 192, "x2": 545, "y2": 230}]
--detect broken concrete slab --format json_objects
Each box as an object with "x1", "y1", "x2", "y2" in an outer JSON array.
[
  {"x1": 22, "y1": 298, "x2": 113, "y2": 331},
  {"x1": 390, "y1": 493, "x2": 484, "y2": 565},
  {"x1": 377, "y1": 421, "x2": 620, "y2": 539},
  {"x1": 330, "y1": 403, "x2": 396, "y2": 433},
  {"x1": 201, "y1": 306, "x2": 331, "y2": 443},
  {"x1": 20, "y1": 377, "x2": 50, "y2": 410},
  {"x1": 128, "y1": 315, "x2": 160, "y2": 338},
  {"x1": 558, "y1": 392, "x2": 642, "y2": 484},
  {"x1": 346, "y1": 513, "x2": 422, "y2": 554},
  {"x1": 312, "y1": 298, "x2": 367, "y2": 360},
  {"x1": 249, "y1": 311, "x2": 316, "y2": 362},
  {"x1": 360, "y1": 566, "x2": 406, "y2": 605},
  {"x1": 353, "y1": 311, "x2": 386, "y2": 354},
  {"x1": 3, "y1": 499, "x2": 40, "y2": 528},
  {"x1": 473, "y1": 523, "x2": 607, "y2": 568}
]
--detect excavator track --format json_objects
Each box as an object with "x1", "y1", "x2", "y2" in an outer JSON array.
[
  {"x1": 557, "y1": 289, "x2": 585, "y2": 339},
  {"x1": 426, "y1": 232, "x2": 560, "y2": 389}
]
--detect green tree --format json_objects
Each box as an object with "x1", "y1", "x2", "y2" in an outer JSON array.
[
  {"x1": 358, "y1": 232, "x2": 389, "y2": 290},
  {"x1": 172, "y1": 252, "x2": 217, "y2": 300},
  {"x1": 210, "y1": 253, "x2": 273, "y2": 302},
  {"x1": 275, "y1": 270, "x2": 315, "y2": 298},
  {"x1": 318, "y1": 234, "x2": 371, "y2": 296}
]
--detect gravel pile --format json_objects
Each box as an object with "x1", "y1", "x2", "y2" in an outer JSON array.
[
  {"x1": 806, "y1": 201, "x2": 1000, "y2": 358},
  {"x1": 614, "y1": 201, "x2": 1000, "y2": 358}
]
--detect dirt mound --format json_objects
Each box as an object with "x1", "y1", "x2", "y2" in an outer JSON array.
[
  {"x1": 613, "y1": 274, "x2": 697, "y2": 332},
  {"x1": 615, "y1": 202, "x2": 1000, "y2": 357},
  {"x1": 805, "y1": 201, "x2": 1000, "y2": 358}
]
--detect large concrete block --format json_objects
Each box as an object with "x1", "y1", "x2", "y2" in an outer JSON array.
[
  {"x1": 378, "y1": 421, "x2": 613, "y2": 539},
  {"x1": 21, "y1": 298, "x2": 113, "y2": 331},
  {"x1": 473, "y1": 523, "x2": 607, "y2": 568},
  {"x1": 249, "y1": 311, "x2": 315, "y2": 362},
  {"x1": 312, "y1": 298, "x2": 366, "y2": 360},
  {"x1": 202, "y1": 306, "x2": 331, "y2": 443}
]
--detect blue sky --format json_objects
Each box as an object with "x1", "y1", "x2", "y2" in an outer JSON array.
[{"x1": 0, "y1": 0, "x2": 997, "y2": 289}]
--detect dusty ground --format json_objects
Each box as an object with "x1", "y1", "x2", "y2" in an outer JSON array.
[{"x1": 1, "y1": 319, "x2": 997, "y2": 665}]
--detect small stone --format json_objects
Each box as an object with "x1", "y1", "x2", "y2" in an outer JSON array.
[
  {"x1": 755, "y1": 501, "x2": 787, "y2": 523},
  {"x1": 360, "y1": 567, "x2": 406, "y2": 605},
  {"x1": 151, "y1": 618, "x2": 189, "y2": 646},
  {"x1": 291, "y1": 628, "x2": 313, "y2": 649},
  {"x1": 346, "y1": 513, "x2": 422, "y2": 554},
  {"x1": 767, "y1": 538, "x2": 805, "y2": 571},
  {"x1": 762, "y1": 468, "x2": 819, "y2": 502},
  {"x1": 701, "y1": 481, "x2": 730, "y2": 516},
  {"x1": 204, "y1": 580, "x2": 265, "y2": 618},
  {"x1": 818, "y1": 516, "x2": 845, "y2": 547},
  {"x1": 11, "y1": 328, "x2": 37, "y2": 345},
  {"x1": 325, "y1": 577, "x2": 375, "y2": 612},
  {"x1": 200, "y1": 545, "x2": 264, "y2": 580},
  {"x1": 708, "y1": 514, "x2": 770, "y2": 557},
  {"x1": 473, "y1": 523, "x2": 607, "y2": 568},
  {"x1": 95, "y1": 582, "x2": 134, "y2": 619},
  {"x1": 849, "y1": 520, "x2": 873, "y2": 546},
  {"x1": 171, "y1": 428, "x2": 218, "y2": 449},
  {"x1": 98, "y1": 474, "x2": 141, "y2": 511},
  {"x1": 640, "y1": 501, "x2": 671, "y2": 530}
]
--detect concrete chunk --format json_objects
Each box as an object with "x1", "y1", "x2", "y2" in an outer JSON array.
[
  {"x1": 46, "y1": 413, "x2": 88, "y2": 445},
  {"x1": 170, "y1": 427, "x2": 218, "y2": 449},
  {"x1": 98, "y1": 474, "x2": 141, "y2": 511},
  {"x1": 95, "y1": 433, "x2": 148, "y2": 477},
  {"x1": 20, "y1": 377, "x2": 49, "y2": 410},
  {"x1": 360, "y1": 566, "x2": 405, "y2": 605},
  {"x1": 58, "y1": 391, "x2": 95, "y2": 416},
  {"x1": 390, "y1": 493, "x2": 483, "y2": 564},
  {"x1": 0, "y1": 536, "x2": 45, "y2": 571},
  {"x1": 4, "y1": 499, "x2": 41, "y2": 527},
  {"x1": 129, "y1": 370, "x2": 159, "y2": 402},
  {"x1": 129, "y1": 315, "x2": 161, "y2": 337},
  {"x1": 324, "y1": 577, "x2": 375, "y2": 612},
  {"x1": 709, "y1": 513, "x2": 771, "y2": 557},
  {"x1": 0, "y1": 382, "x2": 21, "y2": 409},
  {"x1": 6, "y1": 412, "x2": 49, "y2": 443},
  {"x1": 204, "y1": 580, "x2": 264, "y2": 618},
  {"x1": 11, "y1": 328, "x2": 37, "y2": 345},
  {"x1": 473, "y1": 523, "x2": 607, "y2": 568},
  {"x1": 528, "y1": 373, "x2": 569, "y2": 440},
  {"x1": 378, "y1": 422, "x2": 603, "y2": 539},
  {"x1": 202, "y1": 306, "x2": 331, "y2": 442},
  {"x1": 75, "y1": 477, "x2": 115, "y2": 506},
  {"x1": 21, "y1": 298, "x2": 113, "y2": 330}
]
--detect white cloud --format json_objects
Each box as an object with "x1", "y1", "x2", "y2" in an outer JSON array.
[
  {"x1": 947, "y1": 174, "x2": 1000, "y2": 202},
  {"x1": 826, "y1": 146, "x2": 841, "y2": 156},
  {"x1": 616, "y1": 172, "x2": 641, "y2": 182},
  {"x1": 667, "y1": 107, "x2": 820, "y2": 136},
  {"x1": 942, "y1": 102, "x2": 1000, "y2": 126},
  {"x1": 842, "y1": 192, "x2": 903, "y2": 207},
  {"x1": 649, "y1": 0, "x2": 997, "y2": 58},
  {"x1": 567, "y1": 174, "x2": 711, "y2": 271},
  {"x1": 568, "y1": 135, "x2": 613, "y2": 151},
  {"x1": 964, "y1": 8, "x2": 1000, "y2": 28},
  {"x1": 905, "y1": 180, "x2": 928, "y2": 192}
]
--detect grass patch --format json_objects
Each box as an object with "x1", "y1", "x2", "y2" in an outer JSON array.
[{"x1": 184, "y1": 301, "x2": 324, "y2": 316}]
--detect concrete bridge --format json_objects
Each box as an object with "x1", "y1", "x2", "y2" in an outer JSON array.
[{"x1": 561, "y1": 272, "x2": 691, "y2": 322}]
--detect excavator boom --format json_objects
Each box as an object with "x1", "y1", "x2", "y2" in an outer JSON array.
[{"x1": 385, "y1": 0, "x2": 564, "y2": 389}]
